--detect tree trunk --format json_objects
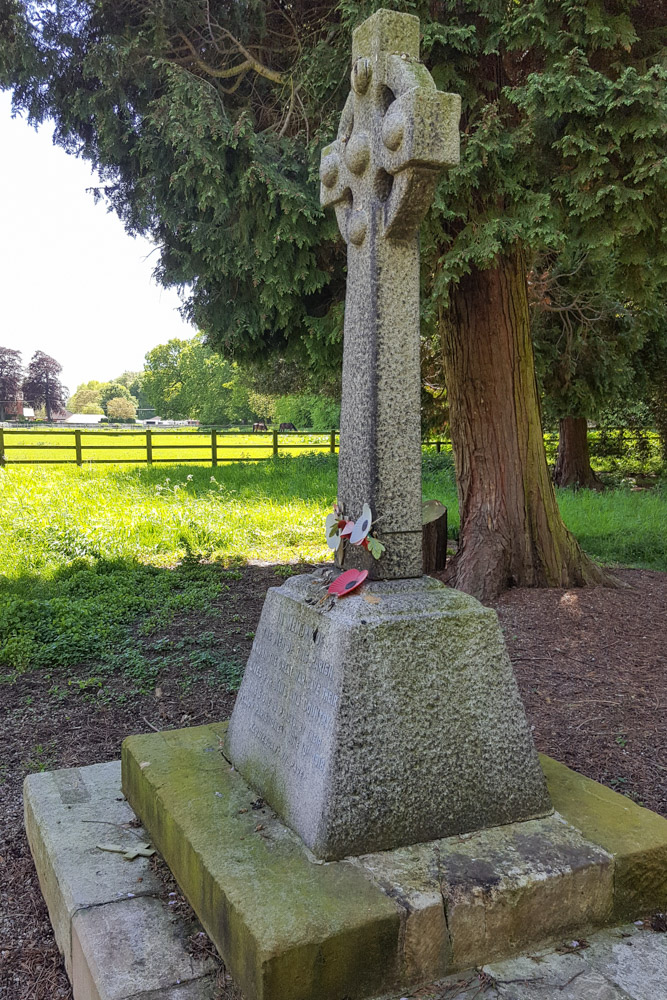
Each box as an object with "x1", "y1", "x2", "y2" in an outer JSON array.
[
  {"x1": 422, "y1": 501, "x2": 448, "y2": 574},
  {"x1": 553, "y1": 417, "x2": 602, "y2": 489},
  {"x1": 649, "y1": 373, "x2": 667, "y2": 461},
  {"x1": 440, "y1": 248, "x2": 611, "y2": 603}
]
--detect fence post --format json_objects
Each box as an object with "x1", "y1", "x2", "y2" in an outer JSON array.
[
  {"x1": 436, "y1": 440, "x2": 441, "y2": 454},
  {"x1": 273, "y1": 428, "x2": 278, "y2": 457},
  {"x1": 146, "y1": 428, "x2": 153, "y2": 465},
  {"x1": 74, "y1": 428, "x2": 83, "y2": 466},
  {"x1": 330, "y1": 428, "x2": 336, "y2": 454},
  {"x1": 0, "y1": 428, "x2": 4, "y2": 467},
  {"x1": 211, "y1": 428, "x2": 218, "y2": 467}
]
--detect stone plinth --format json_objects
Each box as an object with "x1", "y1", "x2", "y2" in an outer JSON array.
[
  {"x1": 225, "y1": 573, "x2": 552, "y2": 860},
  {"x1": 116, "y1": 726, "x2": 667, "y2": 1000}
]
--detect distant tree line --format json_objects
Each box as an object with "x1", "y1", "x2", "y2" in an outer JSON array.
[{"x1": 132, "y1": 334, "x2": 342, "y2": 429}]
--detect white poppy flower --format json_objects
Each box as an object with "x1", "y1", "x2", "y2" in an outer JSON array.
[
  {"x1": 350, "y1": 503, "x2": 372, "y2": 545},
  {"x1": 325, "y1": 512, "x2": 342, "y2": 550}
]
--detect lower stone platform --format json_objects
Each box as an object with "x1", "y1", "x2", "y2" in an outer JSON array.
[
  {"x1": 117, "y1": 723, "x2": 667, "y2": 1000},
  {"x1": 24, "y1": 760, "x2": 218, "y2": 1000},
  {"x1": 23, "y1": 752, "x2": 667, "y2": 1000}
]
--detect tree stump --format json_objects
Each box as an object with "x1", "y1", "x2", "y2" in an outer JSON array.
[{"x1": 422, "y1": 500, "x2": 447, "y2": 573}]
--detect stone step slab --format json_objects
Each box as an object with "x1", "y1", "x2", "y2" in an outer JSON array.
[
  {"x1": 541, "y1": 754, "x2": 667, "y2": 921},
  {"x1": 24, "y1": 761, "x2": 218, "y2": 999}
]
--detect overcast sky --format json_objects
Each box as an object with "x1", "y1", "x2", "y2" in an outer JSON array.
[{"x1": 0, "y1": 90, "x2": 196, "y2": 395}]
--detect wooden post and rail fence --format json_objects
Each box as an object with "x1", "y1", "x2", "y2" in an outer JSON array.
[
  {"x1": 0, "y1": 427, "x2": 345, "y2": 468},
  {"x1": 0, "y1": 426, "x2": 660, "y2": 470}
]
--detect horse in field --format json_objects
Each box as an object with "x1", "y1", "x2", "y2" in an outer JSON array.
[
  {"x1": 252, "y1": 422, "x2": 268, "y2": 433},
  {"x1": 279, "y1": 422, "x2": 298, "y2": 432}
]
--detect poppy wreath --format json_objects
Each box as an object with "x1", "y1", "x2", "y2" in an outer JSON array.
[
  {"x1": 327, "y1": 568, "x2": 368, "y2": 597},
  {"x1": 324, "y1": 502, "x2": 386, "y2": 561}
]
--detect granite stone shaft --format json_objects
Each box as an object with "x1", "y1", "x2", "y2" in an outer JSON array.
[{"x1": 319, "y1": 9, "x2": 460, "y2": 579}]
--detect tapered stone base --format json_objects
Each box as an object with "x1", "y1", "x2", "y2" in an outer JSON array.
[{"x1": 225, "y1": 573, "x2": 552, "y2": 860}]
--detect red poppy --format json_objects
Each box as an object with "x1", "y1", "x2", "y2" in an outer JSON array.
[{"x1": 327, "y1": 568, "x2": 368, "y2": 597}]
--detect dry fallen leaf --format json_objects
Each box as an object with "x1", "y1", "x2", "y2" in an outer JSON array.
[
  {"x1": 362, "y1": 593, "x2": 380, "y2": 604},
  {"x1": 123, "y1": 844, "x2": 156, "y2": 861}
]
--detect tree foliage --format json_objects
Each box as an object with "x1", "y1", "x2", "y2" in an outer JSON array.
[
  {"x1": 0, "y1": 0, "x2": 345, "y2": 369},
  {"x1": 105, "y1": 395, "x2": 137, "y2": 420},
  {"x1": 142, "y1": 335, "x2": 252, "y2": 424},
  {"x1": 67, "y1": 386, "x2": 102, "y2": 412},
  {"x1": 0, "y1": 346, "x2": 23, "y2": 420},
  {"x1": 2, "y1": 0, "x2": 665, "y2": 387},
  {"x1": 22, "y1": 351, "x2": 67, "y2": 421},
  {"x1": 99, "y1": 381, "x2": 135, "y2": 414}
]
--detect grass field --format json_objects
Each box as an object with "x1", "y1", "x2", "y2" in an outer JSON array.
[{"x1": 1, "y1": 453, "x2": 664, "y2": 681}]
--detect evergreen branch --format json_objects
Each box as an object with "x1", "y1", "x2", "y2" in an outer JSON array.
[{"x1": 176, "y1": 31, "x2": 285, "y2": 86}]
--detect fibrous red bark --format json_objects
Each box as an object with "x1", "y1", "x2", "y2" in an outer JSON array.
[
  {"x1": 440, "y1": 248, "x2": 612, "y2": 603},
  {"x1": 553, "y1": 416, "x2": 603, "y2": 489}
]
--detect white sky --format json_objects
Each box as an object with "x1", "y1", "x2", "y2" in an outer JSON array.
[{"x1": 0, "y1": 90, "x2": 196, "y2": 396}]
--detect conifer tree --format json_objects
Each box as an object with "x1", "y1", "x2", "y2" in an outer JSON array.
[
  {"x1": 3, "y1": 0, "x2": 665, "y2": 597},
  {"x1": 0, "y1": 347, "x2": 23, "y2": 421}
]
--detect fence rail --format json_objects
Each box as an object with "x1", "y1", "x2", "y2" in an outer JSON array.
[
  {"x1": 0, "y1": 426, "x2": 661, "y2": 471},
  {"x1": 0, "y1": 428, "x2": 340, "y2": 467}
]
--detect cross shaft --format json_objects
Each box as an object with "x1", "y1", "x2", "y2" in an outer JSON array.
[{"x1": 320, "y1": 9, "x2": 460, "y2": 579}]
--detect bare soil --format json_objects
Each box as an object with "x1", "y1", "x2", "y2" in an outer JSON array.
[{"x1": 1, "y1": 566, "x2": 665, "y2": 999}]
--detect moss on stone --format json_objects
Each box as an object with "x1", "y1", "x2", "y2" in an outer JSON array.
[
  {"x1": 122, "y1": 723, "x2": 401, "y2": 1000},
  {"x1": 541, "y1": 754, "x2": 667, "y2": 920}
]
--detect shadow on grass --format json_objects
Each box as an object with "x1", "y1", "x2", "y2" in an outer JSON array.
[{"x1": 0, "y1": 556, "x2": 293, "y2": 690}]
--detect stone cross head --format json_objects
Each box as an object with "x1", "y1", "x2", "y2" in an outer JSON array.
[{"x1": 320, "y1": 9, "x2": 460, "y2": 245}]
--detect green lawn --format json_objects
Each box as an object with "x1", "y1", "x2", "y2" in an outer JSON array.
[{"x1": 0, "y1": 453, "x2": 664, "y2": 678}]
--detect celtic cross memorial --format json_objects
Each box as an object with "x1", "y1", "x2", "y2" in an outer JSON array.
[
  {"x1": 320, "y1": 8, "x2": 460, "y2": 579},
  {"x1": 226, "y1": 9, "x2": 551, "y2": 863}
]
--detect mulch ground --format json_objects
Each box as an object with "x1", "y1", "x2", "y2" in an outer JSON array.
[{"x1": 1, "y1": 565, "x2": 665, "y2": 999}]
